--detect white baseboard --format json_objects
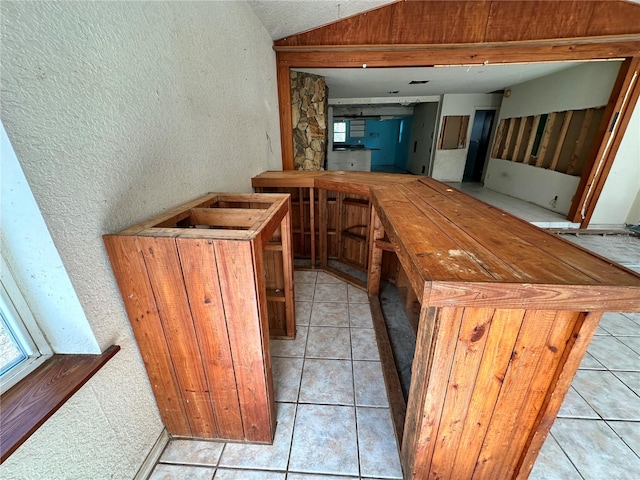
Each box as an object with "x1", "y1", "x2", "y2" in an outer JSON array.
[{"x1": 134, "y1": 428, "x2": 170, "y2": 480}]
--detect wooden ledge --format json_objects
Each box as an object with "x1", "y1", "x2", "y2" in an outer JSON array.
[{"x1": 0, "y1": 345, "x2": 120, "y2": 463}]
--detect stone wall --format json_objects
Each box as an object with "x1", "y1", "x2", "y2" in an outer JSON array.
[{"x1": 291, "y1": 71, "x2": 328, "y2": 170}]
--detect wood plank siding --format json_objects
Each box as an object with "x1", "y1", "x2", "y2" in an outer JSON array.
[{"x1": 104, "y1": 193, "x2": 295, "y2": 443}]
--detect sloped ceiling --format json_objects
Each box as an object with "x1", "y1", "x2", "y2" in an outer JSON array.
[{"x1": 248, "y1": 0, "x2": 396, "y2": 40}]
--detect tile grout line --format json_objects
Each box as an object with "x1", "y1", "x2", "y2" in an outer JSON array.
[
  {"x1": 284, "y1": 276, "x2": 315, "y2": 476},
  {"x1": 348, "y1": 294, "x2": 363, "y2": 479}
]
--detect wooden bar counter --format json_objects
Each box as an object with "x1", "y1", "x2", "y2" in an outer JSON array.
[{"x1": 252, "y1": 171, "x2": 640, "y2": 479}]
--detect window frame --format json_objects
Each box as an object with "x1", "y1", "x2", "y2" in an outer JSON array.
[
  {"x1": 0, "y1": 255, "x2": 52, "y2": 392},
  {"x1": 333, "y1": 120, "x2": 348, "y2": 143}
]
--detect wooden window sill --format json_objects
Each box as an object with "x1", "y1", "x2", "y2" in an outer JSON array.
[{"x1": 0, "y1": 345, "x2": 120, "y2": 463}]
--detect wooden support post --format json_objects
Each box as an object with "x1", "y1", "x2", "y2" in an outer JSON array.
[
  {"x1": 309, "y1": 187, "x2": 316, "y2": 268},
  {"x1": 319, "y1": 188, "x2": 328, "y2": 269},
  {"x1": 549, "y1": 110, "x2": 573, "y2": 171},
  {"x1": 535, "y1": 112, "x2": 557, "y2": 167},
  {"x1": 567, "y1": 108, "x2": 595, "y2": 175},
  {"x1": 491, "y1": 120, "x2": 506, "y2": 158},
  {"x1": 522, "y1": 115, "x2": 541, "y2": 164},
  {"x1": 280, "y1": 203, "x2": 296, "y2": 338},
  {"x1": 513, "y1": 116, "x2": 528, "y2": 162},
  {"x1": 367, "y1": 206, "x2": 385, "y2": 296},
  {"x1": 276, "y1": 57, "x2": 294, "y2": 170},
  {"x1": 501, "y1": 118, "x2": 516, "y2": 159}
]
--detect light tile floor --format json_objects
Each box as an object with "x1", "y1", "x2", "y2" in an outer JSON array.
[
  {"x1": 148, "y1": 234, "x2": 640, "y2": 480},
  {"x1": 148, "y1": 271, "x2": 403, "y2": 480},
  {"x1": 448, "y1": 181, "x2": 581, "y2": 228},
  {"x1": 529, "y1": 233, "x2": 640, "y2": 480}
]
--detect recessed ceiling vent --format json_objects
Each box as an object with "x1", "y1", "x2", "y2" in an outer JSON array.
[
  {"x1": 388, "y1": 90, "x2": 400, "y2": 94},
  {"x1": 409, "y1": 80, "x2": 429, "y2": 84}
]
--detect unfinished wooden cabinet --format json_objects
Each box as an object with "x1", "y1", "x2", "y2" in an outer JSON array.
[{"x1": 104, "y1": 193, "x2": 294, "y2": 442}]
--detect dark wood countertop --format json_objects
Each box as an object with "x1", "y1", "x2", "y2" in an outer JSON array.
[{"x1": 371, "y1": 177, "x2": 640, "y2": 310}]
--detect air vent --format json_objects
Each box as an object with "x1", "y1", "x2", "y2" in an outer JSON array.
[
  {"x1": 388, "y1": 90, "x2": 400, "y2": 94},
  {"x1": 409, "y1": 80, "x2": 429, "y2": 85}
]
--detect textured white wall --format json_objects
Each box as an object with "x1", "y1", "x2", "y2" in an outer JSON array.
[
  {"x1": 485, "y1": 62, "x2": 625, "y2": 218},
  {"x1": 1, "y1": 123, "x2": 100, "y2": 354},
  {"x1": 590, "y1": 102, "x2": 640, "y2": 226},
  {"x1": 431, "y1": 93, "x2": 502, "y2": 182},
  {"x1": 0, "y1": 1, "x2": 281, "y2": 479}
]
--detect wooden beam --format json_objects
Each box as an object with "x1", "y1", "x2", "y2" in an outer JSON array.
[
  {"x1": 276, "y1": 56, "x2": 294, "y2": 170},
  {"x1": 513, "y1": 117, "x2": 528, "y2": 162},
  {"x1": 491, "y1": 119, "x2": 506, "y2": 158},
  {"x1": 535, "y1": 112, "x2": 557, "y2": 167},
  {"x1": 190, "y1": 208, "x2": 266, "y2": 228},
  {"x1": 567, "y1": 108, "x2": 596, "y2": 175},
  {"x1": 501, "y1": 119, "x2": 516, "y2": 159},
  {"x1": 523, "y1": 115, "x2": 541, "y2": 164},
  {"x1": 276, "y1": 38, "x2": 640, "y2": 68},
  {"x1": 569, "y1": 56, "x2": 640, "y2": 226},
  {"x1": 549, "y1": 111, "x2": 573, "y2": 171}
]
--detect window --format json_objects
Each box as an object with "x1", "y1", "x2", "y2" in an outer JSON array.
[
  {"x1": 0, "y1": 256, "x2": 52, "y2": 392},
  {"x1": 333, "y1": 121, "x2": 347, "y2": 143}
]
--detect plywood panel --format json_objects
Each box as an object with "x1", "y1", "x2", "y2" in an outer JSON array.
[
  {"x1": 213, "y1": 240, "x2": 275, "y2": 443},
  {"x1": 588, "y1": 1, "x2": 640, "y2": 36},
  {"x1": 103, "y1": 236, "x2": 190, "y2": 436},
  {"x1": 139, "y1": 236, "x2": 218, "y2": 438},
  {"x1": 390, "y1": 1, "x2": 490, "y2": 44},
  {"x1": 176, "y1": 238, "x2": 244, "y2": 439},
  {"x1": 485, "y1": 1, "x2": 595, "y2": 42}
]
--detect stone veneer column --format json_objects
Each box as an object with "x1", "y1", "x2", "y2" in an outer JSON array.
[{"x1": 290, "y1": 71, "x2": 328, "y2": 170}]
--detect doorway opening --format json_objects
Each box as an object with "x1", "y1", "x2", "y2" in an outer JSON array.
[{"x1": 463, "y1": 109, "x2": 496, "y2": 183}]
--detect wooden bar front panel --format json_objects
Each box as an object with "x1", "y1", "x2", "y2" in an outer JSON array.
[
  {"x1": 402, "y1": 305, "x2": 598, "y2": 479},
  {"x1": 106, "y1": 234, "x2": 275, "y2": 442}
]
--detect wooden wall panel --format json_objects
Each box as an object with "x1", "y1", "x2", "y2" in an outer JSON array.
[
  {"x1": 390, "y1": 1, "x2": 490, "y2": 44},
  {"x1": 213, "y1": 240, "x2": 275, "y2": 443},
  {"x1": 588, "y1": 1, "x2": 640, "y2": 36},
  {"x1": 485, "y1": 1, "x2": 595, "y2": 42},
  {"x1": 103, "y1": 236, "x2": 190, "y2": 436},
  {"x1": 176, "y1": 238, "x2": 244, "y2": 440},
  {"x1": 274, "y1": 0, "x2": 640, "y2": 47},
  {"x1": 139, "y1": 236, "x2": 218, "y2": 438},
  {"x1": 278, "y1": 3, "x2": 394, "y2": 46}
]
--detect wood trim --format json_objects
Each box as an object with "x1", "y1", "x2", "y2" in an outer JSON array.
[
  {"x1": 0, "y1": 346, "x2": 120, "y2": 463},
  {"x1": 515, "y1": 311, "x2": 603, "y2": 479},
  {"x1": 275, "y1": 35, "x2": 640, "y2": 53},
  {"x1": 369, "y1": 295, "x2": 406, "y2": 447},
  {"x1": 277, "y1": 57, "x2": 294, "y2": 171},
  {"x1": 569, "y1": 56, "x2": 640, "y2": 226},
  {"x1": 276, "y1": 40, "x2": 640, "y2": 68}
]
